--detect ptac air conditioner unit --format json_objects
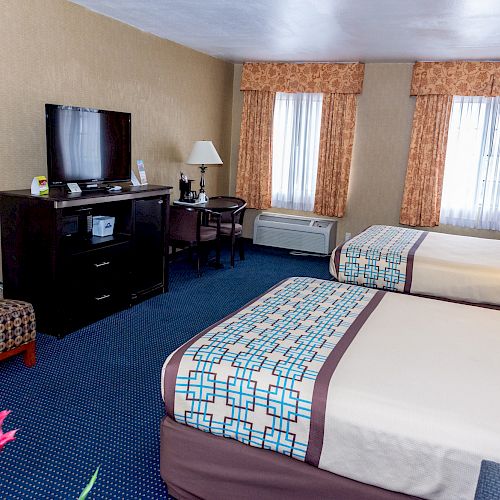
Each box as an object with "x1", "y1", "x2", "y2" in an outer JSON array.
[{"x1": 253, "y1": 212, "x2": 337, "y2": 255}]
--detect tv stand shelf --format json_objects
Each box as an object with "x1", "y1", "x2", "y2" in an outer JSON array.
[
  {"x1": 63, "y1": 233, "x2": 132, "y2": 255},
  {"x1": 0, "y1": 184, "x2": 172, "y2": 337}
]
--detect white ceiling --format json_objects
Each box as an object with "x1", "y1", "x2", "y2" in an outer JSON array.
[{"x1": 70, "y1": 0, "x2": 500, "y2": 63}]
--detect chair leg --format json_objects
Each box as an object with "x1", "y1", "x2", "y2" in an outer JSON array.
[
  {"x1": 196, "y1": 247, "x2": 201, "y2": 277},
  {"x1": 239, "y1": 237, "x2": 245, "y2": 261},
  {"x1": 215, "y1": 237, "x2": 221, "y2": 267},
  {"x1": 230, "y1": 234, "x2": 236, "y2": 268},
  {"x1": 23, "y1": 341, "x2": 36, "y2": 367}
]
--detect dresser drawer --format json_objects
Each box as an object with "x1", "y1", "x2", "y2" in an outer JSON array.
[
  {"x1": 76, "y1": 243, "x2": 130, "y2": 281},
  {"x1": 83, "y1": 286, "x2": 127, "y2": 317},
  {"x1": 63, "y1": 276, "x2": 130, "y2": 325},
  {"x1": 61, "y1": 242, "x2": 131, "y2": 322}
]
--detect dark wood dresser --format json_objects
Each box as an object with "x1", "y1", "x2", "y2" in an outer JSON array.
[{"x1": 0, "y1": 185, "x2": 171, "y2": 337}]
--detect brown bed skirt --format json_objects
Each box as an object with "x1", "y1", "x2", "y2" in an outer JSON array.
[{"x1": 160, "y1": 416, "x2": 421, "y2": 500}]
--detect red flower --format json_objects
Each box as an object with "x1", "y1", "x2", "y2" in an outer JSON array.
[{"x1": 0, "y1": 410, "x2": 18, "y2": 451}]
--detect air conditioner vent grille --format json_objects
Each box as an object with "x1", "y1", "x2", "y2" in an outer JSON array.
[
  {"x1": 260, "y1": 214, "x2": 311, "y2": 225},
  {"x1": 253, "y1": 212, "x2": 337, "y2": 254}
]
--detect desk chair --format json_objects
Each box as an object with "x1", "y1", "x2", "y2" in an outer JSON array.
[
  {"x1": 169, "y1": 205, "x2": 221, "y2": 276},
  {"x1": 209, "y1": 197, "x2": 247, "y2": 268}
]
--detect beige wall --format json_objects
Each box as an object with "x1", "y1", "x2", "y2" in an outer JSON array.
[
  {"x1": 3, "y1": 0, "x2": 499, "y2": 256},
  {"x1": 0, "y1": 0, "x2": 234, "y2": 198},
  {"x1": 339, "y1": 63, "x2": 414, "y2": 239},
  {"x1": 231, "y1": 63, "x2": 500, "y2": 241}
]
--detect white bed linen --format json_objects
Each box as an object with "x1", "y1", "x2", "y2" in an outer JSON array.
[
  {"x1": 320, "y1": 292, "x2": 500, "y2": 500},
  {"x1": 161, "y1": 284, "x2": 500, "y2": 500},
  {"x1": 412, "y1": 231, "x2": 500, "y2": 305}
]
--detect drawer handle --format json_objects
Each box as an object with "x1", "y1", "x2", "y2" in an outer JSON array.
[
  {"x1": 94, "y1": 261, "x2": 111, "y2": 268},
  {"x1": 95, "y1": 294, "x2": 111, "y2": 301}
]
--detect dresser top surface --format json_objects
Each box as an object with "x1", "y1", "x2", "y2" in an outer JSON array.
[{"x1": 0, "y1": 184, "x2": 172, "y2": 208}]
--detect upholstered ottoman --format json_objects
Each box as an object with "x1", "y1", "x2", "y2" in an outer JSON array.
[{"x1": 0, "y1": 300, "x2": 36, "y2": 367}]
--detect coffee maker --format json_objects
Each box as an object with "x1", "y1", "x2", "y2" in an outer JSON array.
[{"x1": 179, "y1": 173, "x2": 197, "y2": 202}]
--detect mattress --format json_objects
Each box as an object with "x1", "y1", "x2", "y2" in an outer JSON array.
[
  {"x1": 162, "y1": 277, "x2": 500, "y2": 500},
  {"x1": 330, "y1": 225, "x2": 500, "y2": 306}
]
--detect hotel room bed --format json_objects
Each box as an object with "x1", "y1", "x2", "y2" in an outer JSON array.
[
  {"x1": 161, "y1": 277, "x2": 500, "y2": 500},
  {"x1": 330, "y1": 225, "x2": 500, "y2": 307}
]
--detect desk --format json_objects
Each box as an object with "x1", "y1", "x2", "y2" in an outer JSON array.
[
  {"x1": 173, "y1": 199, "x2": 238, "y2": 212},
  {"x1": 172, "y1": 198, "x2": 239, "y2": 269}
]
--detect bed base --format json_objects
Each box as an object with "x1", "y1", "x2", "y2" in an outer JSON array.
[{"x1": 160, "y1": 416, "x2": 420, "y2": 500}]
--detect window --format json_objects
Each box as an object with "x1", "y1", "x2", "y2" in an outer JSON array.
[
  {"x1": 441, "y1": 96, "x2": 500, "y2": 230},
  {"x1": 271, "y1": 92, "x2": 323, "y2": 211}
]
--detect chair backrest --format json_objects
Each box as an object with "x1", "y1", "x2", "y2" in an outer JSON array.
[
  {"x1": 168, "y1": 206, "x2": 199, "y2": 243},
  {"x1": 211, "y1": 196, "x2": 247, "y2": 224}
]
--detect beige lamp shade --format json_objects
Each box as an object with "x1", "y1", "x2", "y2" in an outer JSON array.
[{"x1": 186, "y1": 141, "x2": 223, "y2": 165}]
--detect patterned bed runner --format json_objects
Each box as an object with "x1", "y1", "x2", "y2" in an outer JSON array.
[
  {"x1": 333, "y1": 225, "x2": 428, "y2": 293},
  {"x1": 164, "y1": 277, "x2": 384, "y2": 466}
]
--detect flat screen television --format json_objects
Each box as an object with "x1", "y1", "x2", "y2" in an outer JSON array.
[{"x1": 45, "y1": 104, "x2": 131, "y2": 187}]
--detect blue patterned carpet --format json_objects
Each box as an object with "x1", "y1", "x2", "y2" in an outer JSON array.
[{"x1": 0, "y1": 244, "x2": 330, "y2": 498}]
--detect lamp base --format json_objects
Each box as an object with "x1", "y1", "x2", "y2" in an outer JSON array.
[{"x1": 197, "y1": 191, "x2": 209, "y2": 203}]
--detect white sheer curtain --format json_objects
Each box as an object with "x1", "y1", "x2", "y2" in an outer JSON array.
[
  {"x1": 441, "y1": 96, "x2": 500, "y2": 230},
  {"x1": 271, "y1": 92, "x2": 323, "y2": 211}
]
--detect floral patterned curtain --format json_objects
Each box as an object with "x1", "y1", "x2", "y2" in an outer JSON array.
[
  {"x1": 314, "y1": 93, "x2": 358, "y2": 217},
  {"x1": 235, "y1": 90, "x2": 275, "y2": 209},
  {"x1": 400, "y1": 94, "x2": 453, "y2": 227},
  {"x1": 411, "y1": 61, "x2": 500, "y2": 96},
  {"x1": 401, "y1": 61, "x2": 500, "y2": 227},
  {"x1": 237, "y1": 62, "x2": 364, "y2": 212},
  {"x1": 241, "y1": 62, "x2": 364, "y2": 94}
]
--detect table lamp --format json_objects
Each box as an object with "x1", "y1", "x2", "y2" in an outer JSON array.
[{"x1": 186, "y1": 141, "x2": 223, "y2": 203}]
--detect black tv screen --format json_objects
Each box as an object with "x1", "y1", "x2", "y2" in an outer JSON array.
[{"x1": 45, "y1": 104, "x2": 131, "y2": 186}]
